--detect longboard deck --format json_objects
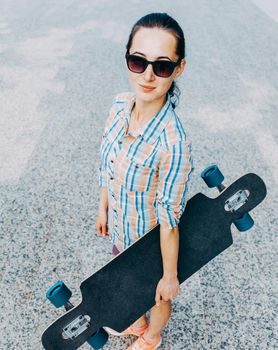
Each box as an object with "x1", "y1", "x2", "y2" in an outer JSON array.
[{"x1": 42, "y1": 173, "x2": 266, "y2": 350}]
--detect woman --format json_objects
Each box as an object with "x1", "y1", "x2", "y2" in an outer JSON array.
[{"x1": 96, "y1": 12, "x2": 194, "y2": 350}]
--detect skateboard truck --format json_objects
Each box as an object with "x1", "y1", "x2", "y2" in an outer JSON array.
[
  {"x1": 63, "y1": 315, "x2": 91, "y2": 340},
  {"x1": 46, "y1": 281, "x2": 108, "y2": 349},
  {"x1": 224, "y1": 189, "x2": 249, "y2": 212},
  {"x1": 201, "y1": 164, "x2": 254, "y2": 231}
]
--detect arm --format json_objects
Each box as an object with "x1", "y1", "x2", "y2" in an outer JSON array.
[
  {"x1": 155, "y1": 225, "x2": 180, "y2": 306},
  {"x1": 98, "y1": 94, "x2": 119, "y2": 201},
  {"x1": 98, "y1": 92, "x2": 120, "y2": 191},
  {"x1": 155, "y1": 139, "x2": 194, "y2": 305},
  {"x1": 160, "y1": 225, "x2": 179, "y2": 279},
  {"x1": 99, "y1": 187, "x2": 108, "y2": 213},
  {"x1": 97, "y1": 93, "x2": 124, "y2": 236}
]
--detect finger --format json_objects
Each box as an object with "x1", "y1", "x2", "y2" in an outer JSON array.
[
  {"x1": 99, "y1": 227, "x2": 105, "y2": 237},
  {"x1": 101, "y1": 225, "x2": 107, "y2": 237}
]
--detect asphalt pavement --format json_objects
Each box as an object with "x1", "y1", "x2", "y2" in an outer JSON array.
[{"x1": 0, "y1": 1, "x2": 277, "y2": 349}]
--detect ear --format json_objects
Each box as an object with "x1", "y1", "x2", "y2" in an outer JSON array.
[{"x1": 174, "y1": 59, "x2": 186, "y2": 79}]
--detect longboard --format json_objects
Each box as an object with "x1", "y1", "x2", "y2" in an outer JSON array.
[{"x1": 42, "y1": 166, "x2": 267, "y2": 350}]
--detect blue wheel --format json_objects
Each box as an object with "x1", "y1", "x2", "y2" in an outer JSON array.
[
  {"x1": 87, "y1": 328, "x2": 109, "y2": 349},
  {"x1": 200, "y1": 164, "x2": 224, "y2": 188},
  {"x1": 233, "y1": 212, "x2": 254, "y2": 231},
  {"x1": 46, "y1": 280, "x2": 72, "y2": 308}
]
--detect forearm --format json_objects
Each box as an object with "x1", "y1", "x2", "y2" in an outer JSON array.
[
  {"x1": 99, "y1": 187, "x2": 108, "y2": 212},
  {"x1": 160, "y1": 225, "x2": 179, "y2": 279}
]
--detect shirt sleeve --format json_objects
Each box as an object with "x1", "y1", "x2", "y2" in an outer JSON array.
[
  {"x1": 98, "y1": 96, "x2": 118, "y2": 189},
  {"x1": 98, "y1": 134, "x2": 107, "y2": 189},
  {"x1": 155, "y1": 139, "x2": 194, "y2": 229}
]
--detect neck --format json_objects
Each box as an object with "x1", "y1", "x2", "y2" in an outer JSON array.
[{"x1": 132, "y1": 94, "x2": 168, "y2": 122}]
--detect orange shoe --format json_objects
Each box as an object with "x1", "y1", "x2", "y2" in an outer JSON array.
[
  {"x1": 127, "y1": 332, "x2": 162, "y2": 350},
  {"x1": 104, "y1": 323, "x2": 149, "y2": 337}
]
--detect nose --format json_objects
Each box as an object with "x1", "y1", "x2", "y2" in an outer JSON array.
[{"x1": 143, "y1": 63, "x2": 155, "y2": 80}]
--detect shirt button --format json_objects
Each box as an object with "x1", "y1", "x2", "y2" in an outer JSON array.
[
  {"x1": 118, "y1": 140, "x2": 122, "y2": 144},
  {"x1": 110, "y1": 159, "x2": 114, "y2": 163},
  {"x1": 110, "y1": 177, "x2": 114, "y2": 180}
]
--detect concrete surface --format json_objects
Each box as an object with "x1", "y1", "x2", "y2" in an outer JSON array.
[
  {"x1": 250, "y1": 0, "x2": 278, "y2": 22},
  {"x1": 0, "y1": 0, "x2": 277, "y2": 349}
]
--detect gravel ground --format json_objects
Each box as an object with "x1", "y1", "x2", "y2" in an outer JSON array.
[{"x1": 0, "y1": 0, "x2": 277, "y2": 349}]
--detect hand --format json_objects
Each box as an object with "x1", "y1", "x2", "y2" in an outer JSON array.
[
  {"x1": 155, "y1": 275, "x2": 180, "y2": 306},
  {"x1": 96, "y1": 207, "x2": 109, "y2": 237}
]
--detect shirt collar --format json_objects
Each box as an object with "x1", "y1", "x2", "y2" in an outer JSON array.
[{"x1": 120, "y1": 92, "x2": 173, "y2": 144}]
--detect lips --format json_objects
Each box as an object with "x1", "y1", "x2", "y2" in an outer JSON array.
[{"x1": 140, "y1": 84, "x2": 155, "y2": 90}]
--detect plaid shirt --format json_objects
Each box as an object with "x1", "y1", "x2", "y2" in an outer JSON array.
[{"x1": 99, "y1": 91, "x2": 194, "y2": 251}]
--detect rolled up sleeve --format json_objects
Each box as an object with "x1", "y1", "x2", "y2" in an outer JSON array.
[
  {"x1": 156, "y1": 139, "x2": 194, "y2": 229},
  {"x1": 98, "y1": 126, "x2": 109, "y2": 189},
  {"x1": 98, "y1": 166, "x2": 107, "y2": 189},
  {"x1": 98, "y1": 97, "x2": 117, "y2": 189}
]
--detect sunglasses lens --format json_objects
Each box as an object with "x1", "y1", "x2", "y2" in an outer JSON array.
[
  {"x1": 127, "y1": 55, "x2": 146, "y2": 73},
  {"x1": 154, "y1": 61, "x2": 174, "y2": 77},
  {"x1": 126, "y1": 54, "x2": 177, "y2": 77}
]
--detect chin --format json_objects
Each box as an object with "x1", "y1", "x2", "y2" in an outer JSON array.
[{"x1": 136, "y1": 89, "x2": 157, "y2": 100}]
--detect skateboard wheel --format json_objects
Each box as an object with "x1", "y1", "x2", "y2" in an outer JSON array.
[
  {"x1": 46, "y1": 280, "x2": 72, "y2": 308},
  {"x1": 200, "y1": 164, "x2": 224, "y2": 188},
  {"x1": 233, "y1": 212, "x2": 254, "y2": 231},
  {"x1": 87, "y1": 327, "x2": 108, "y2": 349}
]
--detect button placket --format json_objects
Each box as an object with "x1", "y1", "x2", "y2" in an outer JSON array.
[
  {"x1": 113, "y1": 208, "x2": 118, "y2": 223},
  {"x1": 109, "y1": 158, "x2": 117, "y2": 201},
  {"x1": 110, "y1": 189, "x2": 117, "y2": 205}
]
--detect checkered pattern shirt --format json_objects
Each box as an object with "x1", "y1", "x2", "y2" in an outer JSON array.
[{"x1": 99, "y1": 91, "x2": 194, "y2": 251}]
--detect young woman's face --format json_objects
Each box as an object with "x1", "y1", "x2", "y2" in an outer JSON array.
[{"x1": 127, "y1": 27, "x2": 186, "y2": 103}]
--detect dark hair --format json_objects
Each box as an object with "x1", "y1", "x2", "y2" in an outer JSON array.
[{"x1": 125, "y1": 12, "x2": 186, "y2": 109}]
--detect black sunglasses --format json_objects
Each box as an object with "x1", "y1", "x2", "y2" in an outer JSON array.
[{"x1": 125, "y1": 52, "x2": 181, "y2": 78}]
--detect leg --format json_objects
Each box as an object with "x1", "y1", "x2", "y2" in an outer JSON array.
[
  {"x1": 143, "y1": 300, "x2": 172, "y2": 341},
  {"x1": 130, "y1": 313, "x2": 148, "y2": 327}
]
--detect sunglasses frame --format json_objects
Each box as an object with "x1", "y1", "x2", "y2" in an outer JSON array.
[{"x1": 125, "y1": 52, "x2": 182, "y2": 78}]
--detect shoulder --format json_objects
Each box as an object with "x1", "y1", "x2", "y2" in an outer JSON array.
[
  {"x1": 158, "y1": 111, "x2": 194, "y2": 170},
  {"x1": 104, "y1": 91, "x2": 133, "y2": 127},
  {"x1": 113, "y1": 91, "x2": 134, "y2": 103},
  {"x1": 160, "y1": 109, "x2": 192, "y2": 152},
  {"x1": 107, "y1": 91, "x2": 134, "y2": 117}
]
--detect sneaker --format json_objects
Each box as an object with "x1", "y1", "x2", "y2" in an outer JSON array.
[
  {"x1": 104, "y1": 323, "x2": 149, "y2": 337},
  {"x1": 127, "y1": 333, "x2": 162, "y2": 350}
]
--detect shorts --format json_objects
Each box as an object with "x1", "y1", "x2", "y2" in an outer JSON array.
[{"x1": 112, "y1": 244, "x2": 120, "y2": 256}]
